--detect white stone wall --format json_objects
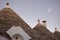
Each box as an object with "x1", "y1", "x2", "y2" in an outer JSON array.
[{"x1": 7, "y1": 26, "x2": 31, "y2": 40}]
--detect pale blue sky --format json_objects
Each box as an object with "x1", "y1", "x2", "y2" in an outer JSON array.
[{"x1": 0, "y1": 0, "x2": 60, "y2": 32}]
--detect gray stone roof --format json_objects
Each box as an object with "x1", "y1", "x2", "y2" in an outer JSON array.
[
  {"x1": 0, "y1": 5, "x2": 60, "y2": 40},
  {"x1": 0, "y1": 7, "x2": 41, "y2": 39},
  {"x1": 54, "y1": 31, "x2": 60, "y2": 40},
  {"x1": 33, "y1": 20, "x2": 59, "y2": 40}
]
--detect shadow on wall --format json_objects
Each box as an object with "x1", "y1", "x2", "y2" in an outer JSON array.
[{"x1": 0, "y1": 32, "x2": 11, "y2": 40}]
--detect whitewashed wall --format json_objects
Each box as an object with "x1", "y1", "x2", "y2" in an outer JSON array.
[{"x1": 7, "y1": 26, "x2": 31, "y2": 40}]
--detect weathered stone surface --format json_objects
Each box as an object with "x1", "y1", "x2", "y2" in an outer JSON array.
[
  {"x1": 54, "y1": 31, "x2": 60, "y2": 40},
  {"x1": 33, "y1": 22, "x2": 59, "y2": 40},
  {"x1": 0, "y1": 32, "x2": 11, "y2": 40},
  {"x1": 0, "y1": 7, "x2": 60, "y2": 40},
  {"x1": 0, "y1": 8, "x2": 40, "y2": 39}
]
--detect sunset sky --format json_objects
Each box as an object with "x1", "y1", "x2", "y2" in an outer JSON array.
[{"x1": 0, "y1": 0, "x2": 60, "y2": 32}]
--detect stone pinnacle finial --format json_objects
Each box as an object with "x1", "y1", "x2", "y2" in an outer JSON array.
[
  {"x1": 55, "y1": 27, "x2": 58, "y2": 32},
  {"x1": 6, "y1": 2, "x2": 10, "y2": 8},
  {"x1": 6, "y1": 2, "x2": 9, "y2": 6},
  {"x1": 37, "y1": 19, "x2": 40, "y2": 24},
  {"x1": 38, "y1": 19, "x2": 40, "y2": 23}
]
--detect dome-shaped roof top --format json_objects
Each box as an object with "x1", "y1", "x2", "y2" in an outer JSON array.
[
  {"x1": 0, "y1": 8, "x2": 20, "y2": 31},
  {"x1": 0, "y1": 7, "x2": 43, "y2": 38},
  {"x1": 0, "y1": 7, "x2": 31, "y2": 32},
  {"x1": 0, "y1": 3, "x2": 42, "y2": 38},
  {"x1": 33, "y1": 19, "x2": 43, "y2": 30},
  {"x1": 54, "y1": 31, "x2": 60, "y2": 40},
  {"x1": 33, "y1": 20, "x2": 59, "y2": 40},
  {"x1": 54, "y1": 27, "x2": 60, "y2": 40}
]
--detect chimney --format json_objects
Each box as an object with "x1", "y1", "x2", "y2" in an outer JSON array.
[{"x1": 42, "y1": 20, "x2": 47, "y2": 27}]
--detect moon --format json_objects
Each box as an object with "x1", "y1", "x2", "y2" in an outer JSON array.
[{"x1": 48, "y1": 8, "x2": 51, "y2": 12}]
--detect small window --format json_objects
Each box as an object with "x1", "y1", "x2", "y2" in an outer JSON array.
[
  {"x1": 15, "y1": 37, "x2": 18, "y2": 39},
  {"x1": 12, "y1": 34, "x2": 23, "y2": 40}
]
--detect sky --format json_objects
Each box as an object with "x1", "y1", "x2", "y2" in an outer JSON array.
[{"x1": 0, "y1": 0, "x2": 60, "y2": 32}]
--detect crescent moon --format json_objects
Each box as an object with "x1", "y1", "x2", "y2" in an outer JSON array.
[{"x1": 48, "y1": 8, "x2": 51, "y2": 12}]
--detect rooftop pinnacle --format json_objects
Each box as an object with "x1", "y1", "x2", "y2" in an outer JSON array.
[
  {"x1": 37, "y1": 19, "x2": 41, "y2": 25},
  {"x1": 6, "y1": 2, "x2": 10, "y2": 8},
  {"x1": 55, "y1": 27, "x2": 58, "y2": 32},
  {"x1": 38, "y1": 19, "x2": 40, "y2": 23},
  {"x1": 6, "y1": 2, "x2": 9, "y2": 6}
]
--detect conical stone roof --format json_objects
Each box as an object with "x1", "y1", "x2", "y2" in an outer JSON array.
[
  {"x1": 33, "y1": 20, "x2": 59, "y2": 40},
  {"x1": 0, "y1": 7, "x2": 41, "y2": 39},
  {"x1": 54, "y1": 31, "x2": 60, "y2": 40},
  {"x1": 0, "y1": 3, "x2": 60, "y2": 40},
  {"x1": 54, "y1": 28, "x2": 60, "y2": 40},
  {"x1": 0, "y1": 7, "x2": 32, "y2": 33}
]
